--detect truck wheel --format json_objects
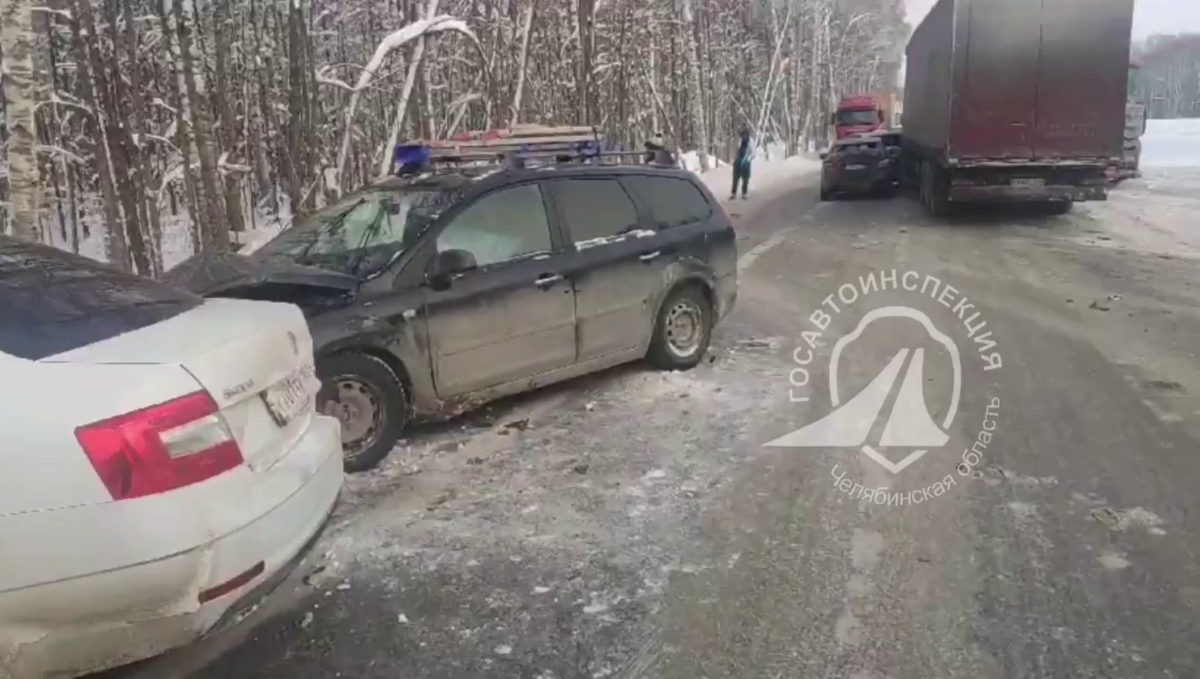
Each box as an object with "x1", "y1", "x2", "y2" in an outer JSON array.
[
  {"x1": 317, "y1": 352, "x2": 410, "y2": 473},
  {"x1": 918, "y1": 160, "x2": 932, "y2": 210},
  {"x1": 1047, "y1": 201, "x2": 1074, "y2": 215},
  {"x1": 927, "y1": 163, "x2": 951, "y2": 217}
]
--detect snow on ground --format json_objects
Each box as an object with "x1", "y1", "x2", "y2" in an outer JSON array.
[
  {"x1": 42, "y1": 198, "x2": 293, "y2": 271},
  {"x1": 1074, "y1": 119, "x2": 1200, "y2": 259},
  {"x1": 1141, "y1": 118, "x2": 1200, "y2": 169},
  {"x1": 691, "y1": 147, "x2": 820, "y2": 202}
]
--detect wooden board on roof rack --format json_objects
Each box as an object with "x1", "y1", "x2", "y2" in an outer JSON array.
[
  {"x1": 418, "y1": 125, "x2": 602, "y2": 152},
  {"x1": 394, "y1": 125, "x2": 636, "y2": 175},
  {"x1": 439, "y1": 125, "x2": 596, "y2": 143}
]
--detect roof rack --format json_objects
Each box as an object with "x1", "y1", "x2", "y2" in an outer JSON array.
[{"x1": 393, "y1": 125, "x2": 675, "y2": 175}]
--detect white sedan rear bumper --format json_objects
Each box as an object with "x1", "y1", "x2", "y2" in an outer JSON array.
[{"x1": 0, "y1": 415, "x2": 343, "y2": 679}]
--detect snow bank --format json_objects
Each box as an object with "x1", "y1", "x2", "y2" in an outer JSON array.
[{"x1": 1141, "y1": 118, "x2": 1200, "y2": 168}]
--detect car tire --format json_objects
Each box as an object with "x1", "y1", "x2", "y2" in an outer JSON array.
[
  {"x1": 819, "y1": 184, "x2": 831, "y2": 201},
  {"x1": 647, "y1": 284, "x2": 713, "y2": 371},
  {"x1": 316, "y1": 352, "x2": 409, "y2": 473},
  {"x1": 1047, "y1": 200, "x2": 1074, "y2": 215}
]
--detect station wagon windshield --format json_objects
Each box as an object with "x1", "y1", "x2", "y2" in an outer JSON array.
[{"x1": 256, "y1": 188, "x2": 457, "y2": 277}]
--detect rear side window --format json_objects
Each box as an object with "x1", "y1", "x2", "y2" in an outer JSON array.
[
  {"x1": 552, "y1": 178, "x2": 640, "y2": 244},
  {"x1": 623, "y1": 175, "x2": 712, "y2": 229},
  {"x1": 0, "y1": 239, "x2": 202, "y2": 360}
]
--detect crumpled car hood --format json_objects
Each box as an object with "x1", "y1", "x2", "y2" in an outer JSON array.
[{"x1": 162, "y1": 250, "x2": 359, "y2": 297}]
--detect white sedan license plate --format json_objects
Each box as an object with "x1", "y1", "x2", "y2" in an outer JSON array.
[
  {"x1": 263, "y1": 364, "x2": 321, "y2": 426},
  {"x1": 1011, "y1": 177, "x2": 1046, "y2": 188},
  {"x1": 845, "y1": 164, "x2": 867, "y2": 170}
]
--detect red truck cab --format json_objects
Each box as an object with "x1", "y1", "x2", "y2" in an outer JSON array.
[{"x1": 832, "y1": 95, "x2": 887, "y2": 139}]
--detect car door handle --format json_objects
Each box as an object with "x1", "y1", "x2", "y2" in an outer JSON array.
[
  {"x1": 534, "y1": 273, "x2": 563, "y2": 289},
  {"x1": 639, "y1": 250, "x2": 662, "y2": 262}
]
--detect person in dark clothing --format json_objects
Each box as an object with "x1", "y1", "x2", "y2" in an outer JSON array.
[
  {"x1": 643, "y1": 133, "x2": 675, "y2": 167},
  {"x1": 732, "y1": 128, "x2": 752, "y2": 199}
]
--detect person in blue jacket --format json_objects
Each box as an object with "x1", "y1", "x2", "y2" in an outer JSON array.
[{"x1": 732, "y1": 128, "x2": 752, "y2": 200}]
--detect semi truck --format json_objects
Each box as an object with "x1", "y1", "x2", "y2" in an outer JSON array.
[
  {"x1": 901, "y1": 0, "x2": 1135, "y2": 215},
  {"x1": 832, "y1": 93, "x2": 898, "y2": 140}
]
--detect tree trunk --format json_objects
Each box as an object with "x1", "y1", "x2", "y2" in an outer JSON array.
[
  {"x1": 508, "y1": 0, "x2": 537, "y2": 128},
  {"x1": 680, "y1": 0, "x2": 709, "y2": 169},
  {"x1": 576, "y1": 0, "x2": 595, "y2": 125},
  {"x1": 67, "y1": 0, "x2": 129, "y2": 269},
  {"x1": 158, "y1": 0, "x2": 204, "y2": 254},
  {"x1": 213, "y1": 0, "x2": 247, "y2": 236},
  {"x1": 379, "y1": 0, "x2": 441, "y2": 178},
  {"x1": 101, "y1": 0, "x2": 152, "y2": 276},
  {"x1": 175, "y1": 0, "x2": 229, "y2": 250},
  {"x1": 1, "y1": 0, "x2": 39, "y2": 240}
]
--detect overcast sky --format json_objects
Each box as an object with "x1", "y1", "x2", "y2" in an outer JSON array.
[{"x1": 904, "y1": 0, "x2": 1200, "y2": 40}]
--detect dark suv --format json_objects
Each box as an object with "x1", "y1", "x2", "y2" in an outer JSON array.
[
  {"x1": 168, "y1": 137, "x2": 737, "y2": 471},
  {"x1": 819, "y1": 136, "x2": 901, "y2": 200}
]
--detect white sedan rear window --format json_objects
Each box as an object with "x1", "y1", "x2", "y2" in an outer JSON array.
[{"x1": 0, "y1": 238, "x2": 201, "y2": 360}]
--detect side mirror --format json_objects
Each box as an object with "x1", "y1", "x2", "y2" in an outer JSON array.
[
  {"x1": 426, "y1": 249, "x2": 477, "y2": 291},
  {"x1": 887, "y1": 146, "x2": 902, "y2": 159}
]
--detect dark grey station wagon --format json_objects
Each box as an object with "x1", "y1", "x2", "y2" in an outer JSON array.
[{"x1": 168, "y1": 129, "x2": 738, "y2": 471}]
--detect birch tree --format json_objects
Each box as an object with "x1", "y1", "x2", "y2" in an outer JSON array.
[{"x1": 1, "y1": 0, "x2": 38, "y2": 240}]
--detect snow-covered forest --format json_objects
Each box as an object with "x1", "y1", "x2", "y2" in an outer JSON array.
[
  {"x1": 0, "y1": 0, "x2": 907, "y2": 274},
  {"x1": 1133, "y1": 34, "x2": 1200, "y2": 120}
]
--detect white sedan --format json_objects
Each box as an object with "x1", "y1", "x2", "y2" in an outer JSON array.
[{"x1": 0, "y1": 238, "x2": 343, "y2": 678}]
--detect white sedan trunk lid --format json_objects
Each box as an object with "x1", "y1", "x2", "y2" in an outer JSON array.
[{"x1": 46, "y1": 298, "x2": 321, "y2": 472}]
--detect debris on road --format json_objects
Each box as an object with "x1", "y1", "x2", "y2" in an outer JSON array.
[
  {"x1": 1089, "y1": 300, "x2": 1112, "y2": 311},
  {"x1": 1091, "y1": 506, "x2": 1167, "y2": 534},
  {"x1": 504, "y1": 418, "x2": 531, "y2": 432},
  {"x1": 301, "y1": 564, "x2": 327, "y2": 586},
  {"x1": 300, "y1": 612, "x2": 314, "y2": 629},
  {"x1": 427, "y1": 489, "x2": 456, "y2": 509}
]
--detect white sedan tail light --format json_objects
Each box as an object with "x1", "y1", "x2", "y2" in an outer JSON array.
[{"x1": 75, "y1": 391, "x2": 244, "y2": 501}]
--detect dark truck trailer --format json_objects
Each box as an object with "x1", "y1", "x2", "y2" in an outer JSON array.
[{"x1": 902, "y1": 0, "x2": 1134, "y2": 215}]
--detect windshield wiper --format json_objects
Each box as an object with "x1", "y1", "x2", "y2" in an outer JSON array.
[{"x1": 297, "y1": 199, "x2": 365, "y2": 260}]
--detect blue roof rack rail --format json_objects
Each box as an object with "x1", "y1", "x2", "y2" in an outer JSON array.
[{"x1": 393, "y1": 125, "x2": 667, "y2": 175}]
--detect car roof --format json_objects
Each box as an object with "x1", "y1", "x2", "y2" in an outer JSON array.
[{"x1": 363, "y1": 162, "x2": 701, "y2": 198}]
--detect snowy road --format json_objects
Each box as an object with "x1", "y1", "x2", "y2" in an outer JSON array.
[{"x1": 103, "y1": 162, "x2": 1200, "y2": 679}]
